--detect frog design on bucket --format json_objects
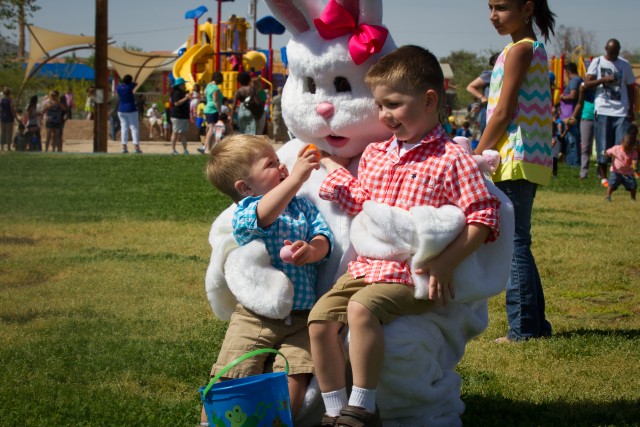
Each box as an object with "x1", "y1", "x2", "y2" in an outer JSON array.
[{"x1": 225, "y1": 402, "x2": 272, "y2": 427}]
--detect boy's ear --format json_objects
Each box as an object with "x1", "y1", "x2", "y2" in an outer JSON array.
[
  {"x1": 424, "y1": 89, "x2": 439, "y2": 113},
  {"x1": 234, "y1": 179, "x2": 255, "y2": 197}
]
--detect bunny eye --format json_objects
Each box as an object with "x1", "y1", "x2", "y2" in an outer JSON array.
[
  {"x1": 334, "y1": 77, "x2": 351, "y2": 93},
  {"x1": 306, "y1": 77, "x2": 317, "y2": 94}
]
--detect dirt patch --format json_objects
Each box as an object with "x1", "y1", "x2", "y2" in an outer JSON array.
[{"x1": 0, "y1": 236, "x2": 37, "y2": 245}]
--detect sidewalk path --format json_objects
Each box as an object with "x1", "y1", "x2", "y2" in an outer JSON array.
[{"x1": 62, "y1": 139, "x2": 284, "y2": 155}]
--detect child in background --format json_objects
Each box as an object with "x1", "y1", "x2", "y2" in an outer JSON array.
[
  {"x1": 311, "y1": 45, "x2": 500, "y2": 426},
  {"x1": 202, "y1": 134, "x2": 333, "y2": 423},
  {"x1": 604, "y1": 124, "x2": 638, "y2": 201},
  {"x1": 196, "y1": 99, "x2": 207, "y2": 153},
  {"x1": 475, "y1": 0, "x2": 556, "y2": 342},
  {"x1": 213, "y1": 112, "x2": 229, "y2": 147},
  {"x1": 13, "y1": 122, "x2": 27, "y2": 151},
  {"x1": 552, "y1": 107, "x2": 566, "y2": 177},
  {"x1": 455, "y1": 120, "x2": 472, "y2": 138},
  {"x1": 162, "y1": 102, "x2": 172, "y2": 142}
]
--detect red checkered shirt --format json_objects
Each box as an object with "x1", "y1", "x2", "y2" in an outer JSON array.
[{"x1": 319, "y1": 125, "x2": 500, "y2": 285}]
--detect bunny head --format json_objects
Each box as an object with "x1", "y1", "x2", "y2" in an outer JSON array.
[{"x1": 265, "y1": 0, "x2": 396, "y2": 158}]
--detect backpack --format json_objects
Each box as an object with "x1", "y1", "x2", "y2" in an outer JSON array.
[{"x1": 243, "y1": 89, "x2": 264, "y2": 120}]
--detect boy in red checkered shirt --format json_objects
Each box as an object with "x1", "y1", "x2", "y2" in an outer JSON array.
[{"x1": 308, "y1": 45, "x2": 501, "y2": 426}]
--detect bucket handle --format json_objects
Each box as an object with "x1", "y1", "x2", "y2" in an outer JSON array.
[{"x1": 202, "y1": 348, "x2": 289, "y2": 397}]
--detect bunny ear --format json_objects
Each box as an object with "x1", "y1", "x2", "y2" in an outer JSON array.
[
  {"x1": 264, "y1": 0, "x2": 325, "y2": 36},
  {"x1": 338, "y1": 0, "x2": 383, "y2": 25}
]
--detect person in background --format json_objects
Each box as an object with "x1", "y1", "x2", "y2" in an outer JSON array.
[
  {"x1": 59, "y1": 92, "x2": 69, "y2": 150},
  {"x1": 43, "y1": 90, "x2": 66, "y2": 152},
  {"x1": 584, "y1": 38, "x2": 637, "y2": 187},
  {"x1": 476, "y1": 0, "x2": 556, "y2": 342},
  {"x1": 231, "y1": 71, "x2": 258, "y2": 135},
  {"x1": 552, "y1": 106, "x2": 566, "y2": 178},
  {"x1": 13, "y1": 122, "x2": 27, "y2": 151},
  {"x1": 0, "y1": 86, "x2": 17, "y2": 151},
  {"x1": 163, "y1": 101, "x2": 172, "y2": 142},
  {"x1": 455, "y1": 120, "x2": 472, "y2": 139},
  {"x1": 85, "y1": 86, "x2": 96, "y2": 120},
  {"x1": 573, "y1": 82, "x2": 597, "y2": 180},
  {"x1": 170, "y1": 77, "x2": 191, "y2": 155},
  {"x1": 213, "y1": 112, "x2": 229, "y2": 147},
  {"x1": 203, "y1": 71, "x2": 224, "y2": 153},
  {"x1": 64, "y1": 86, "x2": 75, "y2": 120},
  {"x1": 23, "y1": 95, "x2": 42, "y2": 151},
  {"x1": 190, "y1": 83, "x2": 202, "y2": 124},
  {"x1": 196, "y1": 99, "x2": 207, "y2": 153},
  {"x1": 466, "y1": 52, "x2": 500, "y2": 137},
  {"x1": 117, "y1": 74, "x2": 142, "y2": 154},
  {"x1": 136, "y1": 94, "x2": 146, "y2": 120},
  {"x1": 108, "y1": 92, "x2": 120, "y2": 141},
  {"x1": 146, "y1": 103, "x2": 163, "y2": 140},
  {"x1": 604, "y1": 124, "x2": 638, "y2": 201},
  {"x1": 252, "y1": 73, "x2": 268, "y2": 135},
  {"x1": 558, "y1": 62, "x2": 583, "y2": 167}
]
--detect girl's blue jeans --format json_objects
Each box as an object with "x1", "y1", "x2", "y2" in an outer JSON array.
[{"x1": 495, "y1": 179, "x2": 552, "y2": 341}]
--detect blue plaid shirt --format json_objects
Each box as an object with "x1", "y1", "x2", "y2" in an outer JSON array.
[{"x1": 233, "y1": 195, "x2": 334, "y2": 310}]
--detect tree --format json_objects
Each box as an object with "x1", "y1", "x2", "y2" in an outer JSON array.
[
  {"x1": 0, "y1": 0, "x2": 40, "y2": 60},
  {"x1": 439, "y1": 50, "x2": 490, "y2": 110},
  {"x1": 553, "y1": 25, "x2": 596, "y2": 57}
]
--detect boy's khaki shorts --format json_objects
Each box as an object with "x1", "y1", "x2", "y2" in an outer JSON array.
[
  {"x1": 309, "y1": 272, "x2": 434, "y2": 325},
  {"x1": 211, "y1": 305, "x2": 314, "y2": 379}
]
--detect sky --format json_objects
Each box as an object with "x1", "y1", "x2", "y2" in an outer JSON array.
[{"x1": 24, "y1": 0, "x2": 640, "y2": 61}]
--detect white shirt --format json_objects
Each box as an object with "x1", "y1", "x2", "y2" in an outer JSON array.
[{"x1": 587, "y1": 55, "x2": 636, "y2": 117}]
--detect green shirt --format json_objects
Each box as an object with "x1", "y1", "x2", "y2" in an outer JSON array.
[{"x1": 203, "y1": 83, "x2": 221, "y2": 115}]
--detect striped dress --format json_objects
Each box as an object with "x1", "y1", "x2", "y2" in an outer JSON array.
[{"x1": 487, "y1": 39, "x2": 553, "y2": 186}]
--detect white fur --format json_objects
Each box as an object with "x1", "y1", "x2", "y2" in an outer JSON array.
[{"x1": 205, "y1": 0, "x2": 515, "y2": 425}]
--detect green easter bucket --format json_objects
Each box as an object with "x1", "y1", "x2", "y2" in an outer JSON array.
[{"x1": 199, "y1": 348, "x2": 293, "y2": 427}]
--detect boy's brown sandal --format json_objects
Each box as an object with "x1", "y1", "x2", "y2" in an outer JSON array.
[
  {"x1": 320, "y1": 413, "x2": 339, "y2": 426},
  {"x1": 335, "y1": 405, "x2": 382, "y2": 427}
]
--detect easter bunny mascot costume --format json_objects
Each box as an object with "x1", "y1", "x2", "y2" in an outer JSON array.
[{"x1": 205, "y1": 0, "x2": 515, "y2": 425}]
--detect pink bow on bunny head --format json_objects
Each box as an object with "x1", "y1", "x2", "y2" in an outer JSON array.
[{"x1": 313, "y1": 0, "x2": 389, "y2": 65}]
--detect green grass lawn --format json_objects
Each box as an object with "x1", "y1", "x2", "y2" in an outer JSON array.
[{"x1": 0, "y1": 153, "x2": 638, "y2": 427}]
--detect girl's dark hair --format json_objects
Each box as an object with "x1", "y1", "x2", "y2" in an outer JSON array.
[
  {"x1": 526, "y1": 0, "x2": 556, "y2": 42},
  {"x1": 237, "y1": 71, "x2": 251, "y2": 86},
  {"x1": 212, "y1": 71, "x2": 224, "y2": 84},
  {"x1": 122, "y1": 74, "x2": 133, "y2": 84}
]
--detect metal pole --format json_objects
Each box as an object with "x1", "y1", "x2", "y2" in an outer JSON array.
[
  {"x1": 216, "y1": 0, "x2": 222, "y2": 71},
  {"x1": 94, "y1": 0, "x2": 109, "y2": 152},
  {"x1": 251, "y1": 0, "x2": 257, "y2": 50}
]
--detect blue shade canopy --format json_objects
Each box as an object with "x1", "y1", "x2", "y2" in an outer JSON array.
[
  {"x1": 185, "y1": 5, "x2": 208, "y2": 20},
  {"x1": 256, "y1": 16, "x2": 286, "y2": 35}
]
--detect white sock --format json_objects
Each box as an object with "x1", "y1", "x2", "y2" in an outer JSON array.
[
  {"x1": 348, "y1": 386, "x2": 377, "y2": 413},
  {"x1": 321, "y1": 388, "x2": 348, "y2": 417}
]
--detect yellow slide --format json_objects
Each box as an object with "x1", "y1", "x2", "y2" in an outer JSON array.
[{"x1": 172, "y1": 43, "x2": 214, "y2": 90}]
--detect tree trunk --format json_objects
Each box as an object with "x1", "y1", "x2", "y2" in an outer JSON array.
[{"x1": 17, "y1": 1, "x2": 25, "y2": 60}]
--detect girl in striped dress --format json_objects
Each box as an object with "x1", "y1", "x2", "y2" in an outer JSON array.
[{"x1": 475, "y1": 0, "x2": 556, "y2": 342}]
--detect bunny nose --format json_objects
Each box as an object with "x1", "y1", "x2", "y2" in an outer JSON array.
[{"x1": 316, "y1": 102, "x2": 335, "y2": 119}]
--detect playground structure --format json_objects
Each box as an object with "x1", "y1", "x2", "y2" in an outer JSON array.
[
  {"x1": 172, "y1": 9, "x2": 286, "y2": 100},
  {"x1": 549, "y1": 51, "x2": 588, "y2": 106}
]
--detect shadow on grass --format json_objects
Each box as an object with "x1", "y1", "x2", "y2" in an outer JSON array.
[
  {"x1": 462, "y1": 395, "x2": 640, "y2": 426},
  {"x1": 554, "y1": 328, "x2": 640, "y2": 340}
]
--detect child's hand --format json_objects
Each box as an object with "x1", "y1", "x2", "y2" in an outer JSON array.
[
  {"x1": 414, "y1": 255, "x2": 456, "y2": 306},
  {"x1": 319, "y1": 151, "x2": 351, "y2": 173},
  {"x1": 280, "y1": 240, "x2": 313, "y2": 266},
  {"x1": 290, "y1": 145, "x2": 322, "y2": 183}
]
